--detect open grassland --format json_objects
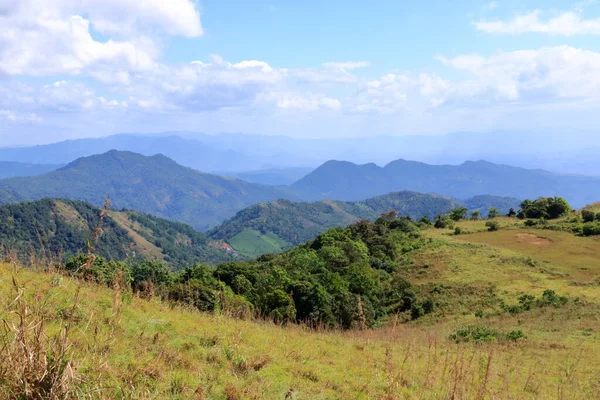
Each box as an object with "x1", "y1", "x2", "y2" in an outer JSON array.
[
  {"x1": 227, "y1": 229, "x2": 292, "y2": 258},
  {"x1": 1, "y1": 260, "x2": 600, "y2": 399}
]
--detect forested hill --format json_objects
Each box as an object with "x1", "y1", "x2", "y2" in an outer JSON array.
[
  {"x1": 208, "y1": 191, "x2": 520, "y2": 257},
  {"x1": 292, "y1": 159, "x2": 600, "y2": 207},
  {"x1": 0, "y1": 199, "x2": 236, "y2": 268},
  {"x1": 0, "y1": 150, "x2": 297, "y2": 231}
]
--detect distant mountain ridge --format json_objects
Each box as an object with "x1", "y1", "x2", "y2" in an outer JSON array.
[
  {"x1": 0, "y1": 151, "x2": 297, "y2": 231},
  {"x1": 0, "y1": 199, "x2": 236, "y2": 268},
  {"x1": 291, "y1": 159, "x2": 600, "y2": 207},
  {"x1": 208, "y1": 191, "x2": 521, "y2": 257}
]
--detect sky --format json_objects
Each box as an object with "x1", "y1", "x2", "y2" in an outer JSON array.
[{"x1": 2, "y1": 0, "x2": 600, "y2": 145}]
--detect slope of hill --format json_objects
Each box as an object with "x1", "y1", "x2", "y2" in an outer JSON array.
[
  {"x1": 1, "y1": 209, "x2": 599, "y2": 398},
  {"x1": 0, "y1": 161, "x2": 61, "y2": 179},
  {"x1": 292, "y1": 159, "x2": 600, "y2": 207},
  {"x1": 0, "y1": 199, "x2": 235, "y2": 268},
  {"x1": 0, "y1": 151, "x2": 297, "y2": 230},
  {"x1": 209, "y1": 191, "x2": 520, "y2": 257}
]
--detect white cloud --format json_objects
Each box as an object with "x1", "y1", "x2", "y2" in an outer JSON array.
[
  {"x1": 267, "y1": 93, "x2": 342, "y2": 111},
  {"x1": 0, "y1": 0, "x2": 201, "y2": 79},
  {"x1": 438, "y1": 46, "x2": 600, "y2": 104},
  {"x1": 475, "y1": 10, "x2": 600, "y2": 36}
]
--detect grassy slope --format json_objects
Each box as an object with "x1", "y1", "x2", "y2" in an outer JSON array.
[
  {"x1": 227, "y1": 229, "x2": 292, "y2": 259},
  {"x1": 1, "y1": 263, "x2": 599, "y2": 399},
  {"x1": 2, "y1": 216, "x2": 600, "y2": 399}
]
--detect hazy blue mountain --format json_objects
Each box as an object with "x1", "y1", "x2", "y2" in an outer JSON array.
[
  {"x1": 0, "y1": 134, "x2": 260, "y2": 173},
  {"x1": 0, "y1": 161, "x2": 61, "y2": 179},
  {"x1": 0, "y1": 198, "x2": 236, "y2": 268},
  {"x1": 3, "y1": 131, "x2": 600, "y2": 176},
  {"x1": 0, "y1": 151, "x2": 297, "y2": 231},
  {"x1": 292, "y1": 159, "x2": 600, "y2": 208},
  {"x1": 208, "y1": 191, "x2": 520, "y2": 257}
]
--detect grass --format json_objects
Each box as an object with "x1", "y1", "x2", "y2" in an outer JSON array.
[
  {"x1": 1, "y1": 260, "x2": 600, "y2": 399},
  {"x1": 227, "y1": 229, "x2": 292, "y2": 258},
  {"x1": 2, "y1": 215, "x2": 600, "y2": 398}
]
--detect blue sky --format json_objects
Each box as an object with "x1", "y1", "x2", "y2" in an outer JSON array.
[{"x1": 2, "y1": 0, "x2": 600, "y2": 145}]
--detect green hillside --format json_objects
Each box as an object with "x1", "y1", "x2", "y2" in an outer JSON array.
[
  {"x1": 209, "y1": 191, "x2": 520, "y2": 257},
  {"x1": 0, "y1": 199, "x2": 236, "y2": 269},
  {"x1": 1, "y1": 201, "x2": 599, "y2": 398},
  {"x1": 0, "y1": 150, "x2": 296, "y2": 231}
]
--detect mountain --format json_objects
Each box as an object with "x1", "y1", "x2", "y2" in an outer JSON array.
[
  {"x1": 0, "y1": 151, "x2": 297, "y2": 231},
  {"x1": 208, "y1": 191, "x2": 520, "y2": 257},
  {"x1": 5, "y1": 131, "x2": 600, "y2": 176},
  {"x1": 0, "y1": 161, "x2": 61, "y2": 179},
  {"x1": 0, "y1": 134, "x2": 261, "y2": 173},
  {"x1": 292, "y1": 159, "x2": 600, "y2": 207},
  {"x1": 0, "y1": 199, "x2": 236, "y2": 269}
]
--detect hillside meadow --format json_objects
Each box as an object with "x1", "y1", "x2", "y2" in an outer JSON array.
[{"x1": 1, "y1": 212, "x2": 600, "y2": 399}]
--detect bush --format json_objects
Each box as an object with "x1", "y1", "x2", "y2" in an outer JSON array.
[
  {"x1": 506, "y1": 330, "x2": 527, "y2": 342},
  {"x1": 449, "y1": 326, "x2": 499, "y2": 343},
  {"x1": 485, "y1": 221, "x2": 499, "y2": 232},
  {"x1": 454, "y1": 227, "x2": 463, "y2": 235},
  {"x1": 582, "y1": 222, "x2": 600, "y2": 236},
  {"x1": 524, "y1": 218, "x2": 546, "y2": 227},
  {"x1": 582, "y1": 210, "x2": 596, "y2": 223}
]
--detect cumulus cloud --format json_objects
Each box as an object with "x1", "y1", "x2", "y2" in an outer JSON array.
[
  {"x1": 475, "y1": 10, "x2": 600, "y2": 36},
  {"x1": 438, "y1": 46, "x2": 600, "y2": 103},
  {"x1": 0, "y1": 0, "x2": 201, "y2": 79}
]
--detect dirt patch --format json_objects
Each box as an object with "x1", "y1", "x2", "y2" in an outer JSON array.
[{"x1": 516, "y1": 233, "x2": 552, "y2": 246}]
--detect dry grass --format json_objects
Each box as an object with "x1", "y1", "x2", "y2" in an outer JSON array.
[{"x1": 0, "y1": 262, "x2": 599, "y2": 399}]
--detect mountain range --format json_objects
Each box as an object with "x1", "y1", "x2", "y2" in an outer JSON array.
[
  {"x1": 3, "y1": 131, "x2": 600, "y2": 175},
  {"x1": 0, "y1": 199, "x2": 235, "y2": 269},
  {"x1": 1, "y1": 149, "x2": 598, "y2": 239},
  {"x1": 292, "y1": 159, "x2": 600, "y2": 207},
  {"x1": 0, "y1": 151, "x2": 296, "y2": 231}
]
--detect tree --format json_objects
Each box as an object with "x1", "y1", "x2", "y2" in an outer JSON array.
[
  {"x1": 517, "y1": 197, "x2": 571, "y2": 220},
  {"x1": 449, "y1": 207, "x2": 468, "y2": 221},
  {"x1": 488, "y1": 207, "x2": 500, "y2": 219},
  {"x1": 470, "y1": 211, "x2": 480, "y2": 220},
  {"x1": 507, "y1": 208, "x2": 517, "y2": 217}
]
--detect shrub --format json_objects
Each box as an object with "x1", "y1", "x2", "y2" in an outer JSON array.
[
  {"x1": 582, "y1": 210, "x2": 596, "y2": 223},
  {"x1": 485, "y1": 221, "x2": 499, "y2": 232},
  {"x1": 582, "y1": 222, "x2": 600, "y2": 236},
  {"x1": 454, "y1": 227, "x2": 463, "y2": 235},
  {"x1": 449, "y1": 326, "x2": 499, "y2": 343},
  {"x1": 506, "y1": 330, "x2": 527, "y2": 342}
]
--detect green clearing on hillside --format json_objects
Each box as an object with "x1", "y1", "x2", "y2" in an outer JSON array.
[{"x1": 227, "y1": 229, "x2": 292, "y2": 258}]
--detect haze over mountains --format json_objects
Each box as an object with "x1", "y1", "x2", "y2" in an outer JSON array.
[
  {"x1": 0, "y1": 162, "x2": 61, "y2": 179},
  {"x1": 2, "y1": 131, "x2": 600, "y2": 176}
]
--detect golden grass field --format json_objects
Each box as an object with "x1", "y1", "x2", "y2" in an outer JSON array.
[{"x1": 1, "y1": 216, "x2": 600, "y2": 399}]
